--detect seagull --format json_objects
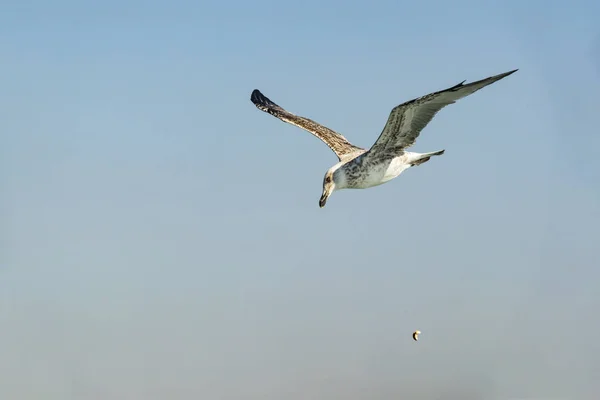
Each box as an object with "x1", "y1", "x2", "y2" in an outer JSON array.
[{"x1": 250, "y1": 69, "x2": 517, "y2": 208}]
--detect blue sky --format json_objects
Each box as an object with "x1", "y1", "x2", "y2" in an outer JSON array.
[{"x1": 2, "y1": 0, "x2": 599, "y2": 399}]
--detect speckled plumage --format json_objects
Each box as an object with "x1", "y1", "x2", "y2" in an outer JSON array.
[{"x1": 250, "y1": 69, "x2": 517, "y2": 207}]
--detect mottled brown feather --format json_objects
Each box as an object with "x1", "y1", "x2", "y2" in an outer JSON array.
[{"x1": 251, "y1": 89, "x2": 364, "y2": 161}]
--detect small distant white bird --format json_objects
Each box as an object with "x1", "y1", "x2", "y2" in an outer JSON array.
[
  {"x1": 413, "y1": 330, "x2": 421, "y2": 341},
  {"x1": 250, "y1": 69, "x2": 517, "y2": 208}
]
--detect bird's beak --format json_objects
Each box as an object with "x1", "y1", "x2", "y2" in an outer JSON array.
[{"x1": 319, "y1": 190, "x2": 329, "y2": 208}]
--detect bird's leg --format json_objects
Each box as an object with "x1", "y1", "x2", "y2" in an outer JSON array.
[{"x1": 411, "y1": 157, "x2": 430, "y2": 166}]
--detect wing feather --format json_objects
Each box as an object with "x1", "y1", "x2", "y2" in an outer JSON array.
[
  {"x1": 251, "y1": 89, "x2": 364, "y2": 160},
  {"x1": 366, "y1": 69, "x2": 518, "y2": 156}
]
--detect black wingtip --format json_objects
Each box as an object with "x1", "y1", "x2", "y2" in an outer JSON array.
[
  {"x1": 250, "y1": 89, "x2": 262, "y2": 103},
  {"x1": 250, "y1": 89, "x2": 279, "y2": 111},
  {"x1": 250, "y1": 88, "x2": 270, "y2": 105},
  {"x1": 491, "y1": 68, "x2": 519, "y2": 82},
  {"x1": 452, "y1": 68, "x2": 519, "y2": 91}
]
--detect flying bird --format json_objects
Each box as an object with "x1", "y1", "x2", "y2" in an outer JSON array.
[
  {"x1": 413, "y1": 330, "x2": 421, "y2": 341},
  {"x1": 250, "y1": 69, "x2": 517, "y2": 208}
]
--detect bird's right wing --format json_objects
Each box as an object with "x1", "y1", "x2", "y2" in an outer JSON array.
[
  {"x1": 365, "y1": 69, "x2": 518, "y2": 157},
  {"x1": 251, "y1": 89, "x2": 364, "y2": 160}
]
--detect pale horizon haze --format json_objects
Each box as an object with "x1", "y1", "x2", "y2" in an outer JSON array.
[{"x1": 2, "y1": 0, "x2": 599, "y2": 399}]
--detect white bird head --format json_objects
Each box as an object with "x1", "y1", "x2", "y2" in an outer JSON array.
[{"x1": 319, "y1": 164, "x2": 347, "y2": 208}]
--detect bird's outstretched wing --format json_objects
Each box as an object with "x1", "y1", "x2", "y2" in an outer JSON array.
[
  {"x1": 365, "y1": 69, "x2": 518, "y2": 157},
  {"x1": 251, "y1": 89, "x2": 364, "y2": 160}
]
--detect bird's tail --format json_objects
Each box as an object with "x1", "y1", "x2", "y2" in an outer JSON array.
[
  {"x1": 414, "y1": 150, "x2": 445, "y2": 160},
  {"x1": 422, "y1": 150, "x2": 445, "y2": 157},
  {"x1": 409, "y1": 150, "x2": 445, "y2": 166}
]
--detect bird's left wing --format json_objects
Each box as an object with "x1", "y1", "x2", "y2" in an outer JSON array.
[
  {"x1": 365, "y1": 69, "x2": 518, "y2": 157},
  {"x1": 251, "y1": 89, "x2": 365, "y2": 160}
]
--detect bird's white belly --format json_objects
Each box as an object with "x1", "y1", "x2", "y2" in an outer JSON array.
[
  {"x1": 354, "y1": 157, "x2": 409, "y2": 189},
  {"x1": 381, "y1": 156, "x2": 411, "y2": 182}
]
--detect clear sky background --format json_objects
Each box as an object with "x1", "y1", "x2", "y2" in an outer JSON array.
[{"x1": 2, "y1": 0, "x2": 599, "y2": 399}]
